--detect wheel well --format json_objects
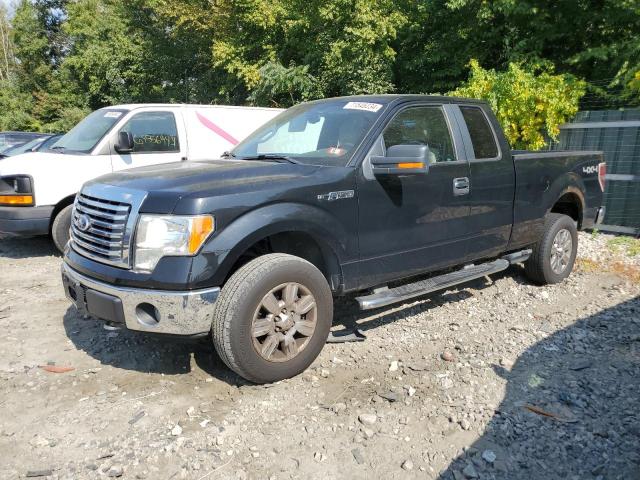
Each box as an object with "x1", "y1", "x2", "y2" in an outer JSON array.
[
  {"x1": 551, "y1": 192, "x2": 582, "y2": 228},
  {"x1": 49, "y1": 194, "x2": 75, "y2": 233},
  {"x1": 225, "y1": 232, "x2": 342, "y2": 290}
]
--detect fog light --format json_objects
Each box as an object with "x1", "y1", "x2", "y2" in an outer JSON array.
[{"x1": 136, "y1": 303, "x2": 160, "y2": 326}]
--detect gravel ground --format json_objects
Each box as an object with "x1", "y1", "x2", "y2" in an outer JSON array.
[{"x1": 0, "y1": 232, "x2": 638, "y2": 480}]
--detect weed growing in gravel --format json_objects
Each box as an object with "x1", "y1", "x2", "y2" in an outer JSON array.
[
  {"x1": 576, "y1": 258, "x2": 601, "y2": 273},
  {"x1": 611, "y1": 262, "x2": 640, "y2": 283},
  {"x1": 607, "y1": 236, "x2": 640, "y2": 257},
  {"x1": 576, "y1": 258, "x2": 640, "y2": 283}
]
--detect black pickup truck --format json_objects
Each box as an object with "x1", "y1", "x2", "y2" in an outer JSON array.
[{"x1": 61, "y1": 95, "x2": 605, "y2": 383}]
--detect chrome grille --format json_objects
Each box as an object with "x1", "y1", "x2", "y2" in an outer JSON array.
[{"x1": 71, "y1": 193, "x2": 131, "y2": 267}]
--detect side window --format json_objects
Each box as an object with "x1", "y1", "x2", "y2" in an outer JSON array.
[
  {"x1": 460, "y1": 106, "x2": 498, "y2": 159},
  {"x1": 120, "y1": 112, "x2": 180, "y2": 153},
  {"x1": 382, "y1": 107, "x2": 456, "y2": 163}
]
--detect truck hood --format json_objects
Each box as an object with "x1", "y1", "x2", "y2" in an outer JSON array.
[{"x1": 88, "y1": 159, "x2": 324, "y2": 213}]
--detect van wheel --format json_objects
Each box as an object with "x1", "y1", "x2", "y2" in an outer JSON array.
[
  {"x1": 52, "y1": 205, "x2": 73, "y2": 253},
  {"x1": 525, "y1": 213, "x2": 578, "y2": 285},
  {"x1": 212, "y1": 253, "x2": 333, "y2": 384}
]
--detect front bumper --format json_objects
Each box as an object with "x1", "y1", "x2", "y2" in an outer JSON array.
[
  {"x1": 61, "y1": 262, "x2": 220, "y2": 336},
  {"x1": 0, "y1": 205, "x2": 53, "y2": 236}
]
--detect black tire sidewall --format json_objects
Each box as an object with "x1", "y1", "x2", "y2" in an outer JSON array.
[
  {"x1": 540, "y1": 215, "x2": 578, "y2": 284},
  {"x1": 52, "y1": 205, "x2": 73, "y2": 253},
  {"x1": 226, "y1": 258, "x2": 332, "y2": 383}
]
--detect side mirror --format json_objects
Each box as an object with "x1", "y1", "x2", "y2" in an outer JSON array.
[
  {"x1": 370, "y1": 144, "x2": 429, "y2": 175},
  {"x1": 114, "y1": 131, "x2": 134, "y2": 154}
]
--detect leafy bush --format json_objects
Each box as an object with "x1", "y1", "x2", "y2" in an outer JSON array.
[
  {"x1": 449, "y1": 60, "x2": 586, "y2": 150},
  {"x1": 248, "y1": 62, "x2": 321, "y2": 107}
]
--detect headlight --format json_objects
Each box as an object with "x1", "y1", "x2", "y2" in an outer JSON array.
[
  {"x1": 0, "y1": 175, "x2": 33, "y2": 206},
  {"x1": 134, "y1": 214, "x2": 214, "y2": 272}
]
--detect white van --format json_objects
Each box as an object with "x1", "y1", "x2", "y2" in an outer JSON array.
[{"x1": 0, "y1": 104, "x2": 283, "y2": 250}]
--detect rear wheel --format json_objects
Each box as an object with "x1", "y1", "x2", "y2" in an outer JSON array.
[
  {"x1": 51, "y1": 205, "x2": 73, "y2": 253},
  {"x1": 212, "y1": 253, "x2": 333, "y2": 383},
  {"x1": 525, "y1": 213, "x2": 578, "y2": 285}
]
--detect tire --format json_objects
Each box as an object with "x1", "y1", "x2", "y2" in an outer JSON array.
[
  {"x1": 51, "y1": 205, "x2": 73, "y2": 253},
  {"x1": 212, "y1": 253, "x2": 333, "y2": 384},
  {"x1": 525, "y1": 213, "x2": 578, "y2": 285}
]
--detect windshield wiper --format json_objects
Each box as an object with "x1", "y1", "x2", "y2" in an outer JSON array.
[
  {"x1": 239, "y1": 154, "x2": 300, "y2": 164},
  {"x1": 221, "y1": 151, "x2": 236, "y2": 158},
  {"x1": 49, "y1": 145, "x2": 66, "y2": 153}
]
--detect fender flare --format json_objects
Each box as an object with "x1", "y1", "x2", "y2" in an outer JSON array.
[
  {"x1": 201, "y1": 202, "x2": 350, "y2": 284},
  {"x1": 547, "y1": 173, "x2": 586, "y2": 224}
]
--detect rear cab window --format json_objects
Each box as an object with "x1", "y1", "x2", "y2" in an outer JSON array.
[{"x1": 460, "y1": 106, "x2": 499, "y2": 160}]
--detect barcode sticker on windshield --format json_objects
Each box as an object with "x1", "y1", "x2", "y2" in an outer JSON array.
[
  {"x1": 104, "y1": 111, "x2": 122, "y2": 118},
  {"x1": 343, "y1": 102, "x2": 383, "y2": 113}
]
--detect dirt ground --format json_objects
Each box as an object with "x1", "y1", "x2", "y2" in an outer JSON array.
[{"x1": 0, "y1": 232, "x2": 638, "y2": 480}]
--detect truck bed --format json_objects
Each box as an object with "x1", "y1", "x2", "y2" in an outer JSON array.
[{"x1": 509, "y1": 150, "x2": 604, "y2": 249}]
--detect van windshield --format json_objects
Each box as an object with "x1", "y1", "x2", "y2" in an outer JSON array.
[
  {"x1": 231, "y1": 100, "x2": 387, "y2": 167},
  {"x1": 51, "y1": 109, "x2": 127, "y2": 154}
]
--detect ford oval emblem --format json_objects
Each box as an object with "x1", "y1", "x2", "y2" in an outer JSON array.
[{"x1": 75, "y1": 214, "x2": 91, "y2": 232}]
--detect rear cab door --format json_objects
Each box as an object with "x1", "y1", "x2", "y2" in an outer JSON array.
[
  {"x1": 451, "y1": 103, "x2": 515, "y2": 261},
  {"x1": 110, "y1": 107, "x2": 187, "y2": 171}
]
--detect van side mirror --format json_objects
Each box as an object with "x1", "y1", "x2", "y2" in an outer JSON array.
[
  {"x1": 370, "y1": 144, "x2": 429, "y2": 175},
  {"x1": 115, "y1": 131, "x2": 134, "y2": 153}
]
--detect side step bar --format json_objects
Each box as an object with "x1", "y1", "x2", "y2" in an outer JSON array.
[{"x1": 355, "y1": 250, "x2": 531, "y2": 311}]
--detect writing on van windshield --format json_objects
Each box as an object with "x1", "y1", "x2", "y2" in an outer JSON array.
[{"x1": 133, "y1": 134, "x2": 178, "y2": 148}]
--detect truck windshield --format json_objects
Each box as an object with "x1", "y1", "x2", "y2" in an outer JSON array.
[
  {"x1": 51, "y1": 109, "x2": 127, "y2": 154},
  {"x1": 232, "y1": 100, "x2": 386, "y2": 167}
]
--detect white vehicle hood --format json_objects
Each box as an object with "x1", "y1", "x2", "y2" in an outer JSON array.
[
  {"x1": 0, "y1": 151, "x2": 63, "y2": 177},
  {"x1": 0, "y1": 151, "x2": 112, "y2": 207}
]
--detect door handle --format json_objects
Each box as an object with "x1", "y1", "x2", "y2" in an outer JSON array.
[{"x1": 453, "y1": 177, "x2": 470, "y2": 196}]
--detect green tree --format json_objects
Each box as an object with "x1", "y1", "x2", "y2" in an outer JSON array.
[
  {"x1": 8, "y1": 0, "x2": 87, "y2": 131},
  {"x1": 395, "y1": 0, "x2": 640, "y2": 106},
  {"x1": 450, "y1": 60, "x2": 586, "y2": 150},
  {"x1": 62, "y1": 0, "x2": 156, "y2": 108},
  {"x1": 185, "y1": 0, "x2": 406, "y2": 105},
  {"x1": 0, "y1": 5, "x2": 14, "y2": 81},
  {"x1": 248, "y1": 62, "x2": 320, "y2": 107}
]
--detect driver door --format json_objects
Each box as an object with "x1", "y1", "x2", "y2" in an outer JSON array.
[
  {"x1": 355, "y1": 104, "x2": 473, "y2": 287},
  {"x1": 110, "y1": 110, "x2": 186, "y2": 171}
]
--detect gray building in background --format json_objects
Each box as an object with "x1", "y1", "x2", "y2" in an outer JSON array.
[{"x1": 556, "y1": 109, "x2": 640, "y2": 235}]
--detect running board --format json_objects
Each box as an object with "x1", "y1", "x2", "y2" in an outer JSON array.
[{"x1": 356, "y1": 258, "x2": 510, "y2": 311}]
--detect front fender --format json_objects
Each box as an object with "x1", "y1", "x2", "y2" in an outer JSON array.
[{"x1": 189, "y1": 202, "x2": 352, "y2": 288}]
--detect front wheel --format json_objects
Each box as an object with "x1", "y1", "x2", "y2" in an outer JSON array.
[
  {"x1": 212, "y1": 253, "x2": 333, "y2": 383},
  {"x1": 525, "y1": 213, "x2": 578, "y2": 285},
  {"x1": 51, "y1": 205, "x2": 73, "y2": 253}
]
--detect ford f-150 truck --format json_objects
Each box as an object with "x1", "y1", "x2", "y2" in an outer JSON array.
[{"x1": 60, "y1": 95, "x2": 606, "y2": 383}]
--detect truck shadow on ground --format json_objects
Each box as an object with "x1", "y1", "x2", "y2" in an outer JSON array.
[
  {"x1": 437, "y1": 295, "x2": 640, "y2": 480},
  {"x1": 0, "y1": 235, "x2": 58, "y2": 259},
  {"x1": 62, "y1": 308, "x2": 245, "y2": 384}
]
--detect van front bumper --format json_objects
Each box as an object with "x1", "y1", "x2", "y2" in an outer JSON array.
[
  {"x1": 61, "y1": 262, "x2": 220, "y2": 336},
  {"x1": 0, "y1": 205, "x2": 53, "y2": 236}
]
